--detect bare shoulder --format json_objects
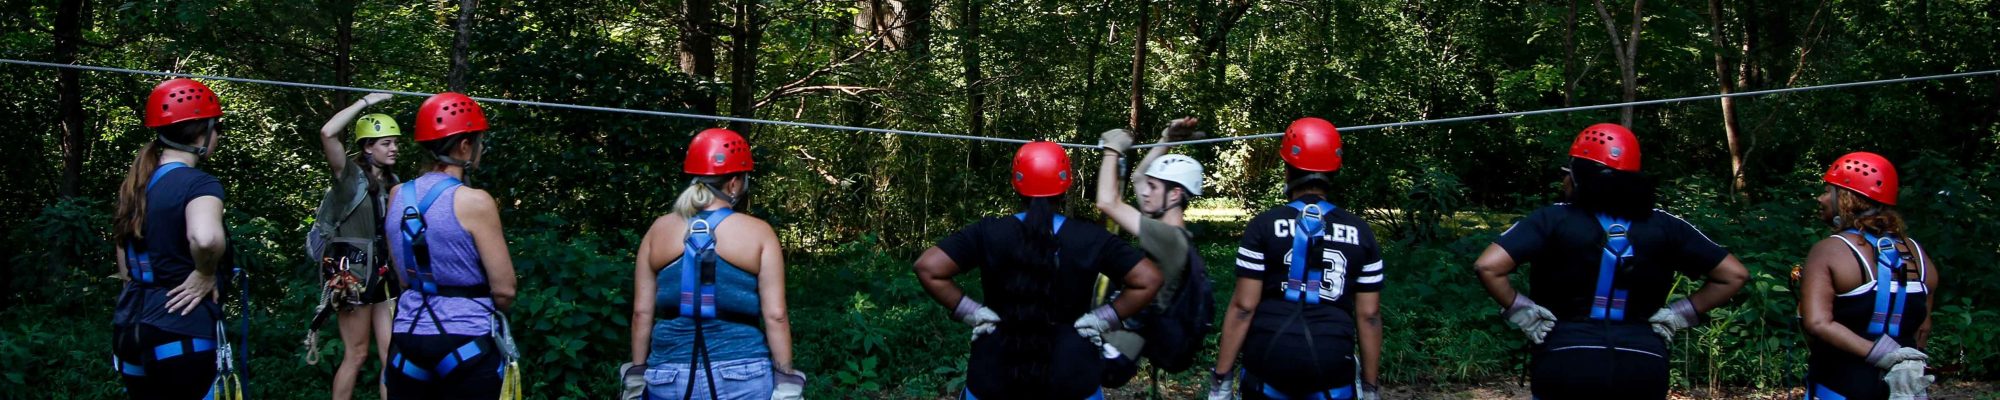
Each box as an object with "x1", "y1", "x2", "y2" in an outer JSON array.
[
  {"x1": 724, "y1": 213, "x2": 777, "y2": 238},
  {"x1": 650, "y1": 214, "x2": 687, "y2": 237}
]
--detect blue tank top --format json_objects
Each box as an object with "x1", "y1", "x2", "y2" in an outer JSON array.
[
  {"x1": 386, "y1": 172, "x2": 494, "y2": 335},
  {"x1": 648, "y1": 212, "x2": 768, "y2": 365}
]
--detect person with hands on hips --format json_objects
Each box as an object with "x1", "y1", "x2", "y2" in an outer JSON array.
[
  {"x1": 913, "y1": 141, "x2": 1161, "y2": 399},
  {"x1": 112, "y1": 78, "x2": 233, "y2": 400},
  {"x1": 1092, "y1": 117, "x2": 1206, "y2": 388},
  {"x1": 626, "y1": 128, "x2": 804, "y2": 400},
  {"x1": 1470, "y1": 123, "x2": 1748, "y2": 400},
  {"x1": 1799, "y1": 152, "x2": 1938, "y2": 400},
  {"x1": 1209, "y1": 117, "x2": 1385, "y2": 400}
]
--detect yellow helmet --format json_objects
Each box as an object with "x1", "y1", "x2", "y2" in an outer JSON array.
[{"x1": 354, "y1": 114, "x2": 402, "y2": 142}]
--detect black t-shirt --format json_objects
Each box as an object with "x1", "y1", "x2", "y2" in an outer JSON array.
[
  {"x1": 936, "y1": 214, "x2": 1146, "y2": 398},
  {"x1": 114, "y1": 165, "x2": 227, "y2": 338},
  {"x1": 1493, "y1": 204, "x2": 1730, "y2": 322},
  {"x1": 1233, "y1": 195, "x2": 1385, "y2": 316}
]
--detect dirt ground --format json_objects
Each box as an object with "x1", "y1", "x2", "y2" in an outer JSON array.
[{"x1": 1096, "y1": 379, "x2": 1997, "y2": 399}]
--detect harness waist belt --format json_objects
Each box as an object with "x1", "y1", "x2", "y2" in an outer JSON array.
[
  {"x1": 390, "y1": 339, "x2": 492, "y2": 382},
  {"x1": 114, "y1": 338, "x2": 217, "y2": 377}
]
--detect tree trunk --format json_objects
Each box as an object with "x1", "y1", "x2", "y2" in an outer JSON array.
[
  {"x1": 1592, "y1": 0, "x2": 1644, "y2": 127},
  {"x1": 335, "y1": 0, "x2": 355, "y2": 102},
  {"x1": 55, "y1": 0, "x2": 88, "y2": 198},
  {"x1": 1075, "y1": 17, "x2": 1108, "y2": 137},
  {"x1": 1193, "y1": 0, "x2": 1254, "y2": 121},
  {"x1": 1127, "y1": 0, "x2": 1151, "y2": 132},
  {"x1": 905, "y1": 0, "x2": 932, "y2": 58},
  {"x1": 1562, "y1": 0, "x2": 1577, "y2": 106},
  {"x1": 962, "y1": 0, "x2": 985, "y2": 138},
  {"x1": 682, "y1": 0, "x2": 719, "y2": 115},
  {"x1": 447, "y1": 0, "x2": 478, "y2": 93},
  {"x1": 728, "y1": 0, "x2": 761, "y2": 133},
  {"x1": 1708, "y1": 0, "x2": 1748, "y2": 197}
]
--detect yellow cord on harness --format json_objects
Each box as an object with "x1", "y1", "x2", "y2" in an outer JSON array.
[{"x1": 499, "y1": 360, "x2": 523, "y2": 400}]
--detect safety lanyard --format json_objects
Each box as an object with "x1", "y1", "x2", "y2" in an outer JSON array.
[
  {"x1": 1850, "y1": 229, "x2": 1910, "y2": 337},
  {"x1": 1283, "y1": 200, "x2": 1335, "y2": 305},
  {"x1": 397, "y1": 177, "x2": 464, "y2": 296},
  {"x1": 678, "y1": 209, "x2": 735, "y2": 320},
  {"x1": 1590, "y1": 214, "x2": 1633, "y2": 321},
  {"x1": 125, "y1": 162, "x2": 189, "y2": 284}
]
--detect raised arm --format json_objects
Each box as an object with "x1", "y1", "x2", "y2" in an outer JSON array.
[
  {"x1": 1094, "y1": 141, "x2": 1144, "y2": 233},
  {"x1": 316, "y1": 93, "x2": 393, "y2": 174}
]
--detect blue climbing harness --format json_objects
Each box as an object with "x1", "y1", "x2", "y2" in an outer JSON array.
[
  {"x1": 123, "y1": 162, "x2": 188, "y2": 285},
  {"x1": 1282, "y1": 200, "x2": 1336, "y2": 304},
  {"x1": 113, "y1": 337, "x2": 217, "y2": 377},
  {"x1": 1261, "y1": 383, "x2": 1355, "y2": 400},
  {"x1": 679, "y1": 209, "x2": 736, "y2": 321},
  {"x1": 1589, "y1": 214, "x2": 1634, "y2": 321},
  {"x1": 1848, "y1": 229, "x2": 1911, "y2": 338},
  {"x1": 1012, "y1": 212, "x2": 1068, "y2": 235},
  {"x1": 397, "y1": 177, "x2": 471, "y2": 298}
]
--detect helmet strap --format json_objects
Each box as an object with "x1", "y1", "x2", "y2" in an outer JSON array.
[
  {"x1": 697, "y1": 177, "x2": 738, "y2": 206},
  {"x1": 1283, "y1": 172, "x2": 1331, "y2": 197},
  {"x1": 156, "y1": 120, "x2": 214, "y2": 158}
]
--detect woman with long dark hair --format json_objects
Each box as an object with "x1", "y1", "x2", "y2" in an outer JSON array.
[
  {"x1": 623, "y1": 128, "x2": 804, "y2": 400},
  {"x1": 380, "y1": 93, "x2": 519, "y2": 399},
  {"x1": 1470, "y1": 123, "x2": 1747, "y2": 400},
  {"x1": 311, "y1": 92, "x2": 402, "y2": 400},
  {"x1": 1799, "y1": 152, "x2": 1938, "y2": 400},
  {"x1": 111, "y1": 78, "x2": 231, "y2": 399},
  {"x1": 915, "y1": 141, "x2": 1161, "y2": 399}
]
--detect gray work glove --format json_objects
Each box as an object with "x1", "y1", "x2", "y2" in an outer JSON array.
[
  {"x1": 1205, "y1": 368, "x2": 1235, "y2": 400},
  {"x1": 1073, "y1": 305, "x2": 1120, "y2": 347},
  {"x1": 1099, "y1": 129, "x2": 1135, "y2": 154},
  {"x1": 1648, "y1": 298, "x2": 1701, "y2": 343},
  {"x1": 1866, "y1": 337, "x2": 1929, "y2": 370},
  {"x1": 1886, "y1": 359, "x2": 1933, "y2": 400},
  {"x1": 772, "y1": 368, "x2": 807, "y2": 400},
  {"x1": 953, "y1": 296, "x2": 1001, "y2": 340},
  {"x1": 1161, "y1": 117, "x2": 1207, "y2": 142},
  {"x1": 617, "y1": 362, "x2": 646, "y2": 400},
  {"x1": 1358, "y1": 381, "x2": 1381, "y2": 400},
  {"x1": 1503, "y1": 293, "x2": 1557, "y2": 345}
]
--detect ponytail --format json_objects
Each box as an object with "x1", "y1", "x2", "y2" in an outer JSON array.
[
  {"x1": 114, "y1": 143, "x2": 164, "y2": 244},
  {"x1": 996, "y1": 196, "x2": 1064, "y2": 395},
  {"x1": 672, "y1": 180, "x2": 719, "y2": 218}
]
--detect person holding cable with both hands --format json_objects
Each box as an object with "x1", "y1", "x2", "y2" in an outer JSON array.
[{"x1": 1091, "y1": 117, "x2": 1211, "y2": 388}]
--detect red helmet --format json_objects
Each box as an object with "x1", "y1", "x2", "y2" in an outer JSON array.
[
  {"x1": 414, "y1": 92, "x2": 489, "y2": 142},
  {"x1": 684, "y1": 128, "x2": 755, "y2": 176},
  {"x1": 1824, "y1": 152, "x2": 1898, "y2": 206},
  {"x1": 1281, "y1": 117, "x2": 1342, "y2": 172},
  {"x1": 144, "y1": 78, "x2": 224, "y2": 128},
  {"x1": 1569, "y1": 123, "x2": 1641, "y2": 172},
  {"x1": 1011, "y1": 141, "x2": 1072, "y2": 198}
]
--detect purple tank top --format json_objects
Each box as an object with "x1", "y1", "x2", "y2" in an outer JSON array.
[{"x1": 386, "y1": 172, "x2": 495, "y2": 335}]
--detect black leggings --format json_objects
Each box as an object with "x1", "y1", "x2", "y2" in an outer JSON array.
[
  {"x1": 1529, "y1": 322, "x2": 1669, "y2": 400},
  {"x1": 383, "y1": 333, "x2": 504, "y2": 400},
  {"x1": 113, "y1": 324, "x2": 217, "y2": 400}
]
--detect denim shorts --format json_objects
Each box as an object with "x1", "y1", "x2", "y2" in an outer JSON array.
[{"x1": 646, "y1": 357, "x2": 772, "y2": 400}]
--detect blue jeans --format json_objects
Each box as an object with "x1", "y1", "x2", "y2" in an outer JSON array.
[{"x1": 647, "y1": 357, "x2": 772, "y2": 400}]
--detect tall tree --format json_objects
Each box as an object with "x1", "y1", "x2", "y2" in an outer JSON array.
[
  {"x1": 1592, "y1": 0, "x2": 1644, "y2": 127},
  {"x1": 727, "y1": 0, "x2": 762, "y2": 133},
  {"x1": 962, "y1": 0, "x2": 985, "y2": 137},
  {"x1": 447, "y1": 0, "x2": 479, "y2": 92},
  {"x1": 682, "y1": 0, "x2": 719, "y2": 115},
  {"x1": 1708, "y1": 0, "x2": 1749, "y2": 196},
  {"x1": 334, "y1": 0, "x2": 355, "y2": 100},
  {"x1": 55, "y1": 0, "x2": 89, "y2": 198},
  {"x1": 1563, "y1": 0, "x2": 1578, "y2": 106},
  {"x1": 1127, "y1": 0, "x2": 1152, "y2": 131},
  {"x1": 904, "y1": 0, "x2": 932, "y2": 58}
]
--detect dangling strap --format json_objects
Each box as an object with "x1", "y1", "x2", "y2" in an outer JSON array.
[
  {"x1": 678, "y1": 208, "x2": 735, "y2": 321},
  {"x1": 1590, "y1": 214, "x2": 1634, "y2": 321},
  {"x1": 1283, "y1": 201, "x2": 1336, "y2": 304},
  {"x1": 125, "y1": 162, "x2": 189, "y2": 285},
  {"x1": 1850, "y1": 229, "x2": 1909, "y2": 337}
]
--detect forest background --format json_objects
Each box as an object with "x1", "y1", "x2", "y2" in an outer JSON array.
[{"x1": 1, "y1": 0, "x2": 1997, "y2": 398}]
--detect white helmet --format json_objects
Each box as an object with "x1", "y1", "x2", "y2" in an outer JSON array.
[{"x1": 1143, "y1": 154, "x2": 1204, "y2": 197}]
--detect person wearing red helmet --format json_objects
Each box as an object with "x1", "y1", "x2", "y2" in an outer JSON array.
[
  {"x1": 1470, "y1": 123, "x2": 1747, "y2": 400},
  {"x1": 623, "y1": 128, "x2": 806, "y2": 400},
  {"x1": 309, "y1": 92, "x2": 404, "y2": 400},
  {"x1": 381, "y1": 93, "x2": 520, "y2": 399},
  {"x1": 1799, "y1": 152, "x2": 1939, "y2": 400},
  {"x1": 914, "y1": 141, "x2": 1161, "y2": 399},
  {"x1": 112, "y1": 77, "x2": 232, "y2": 399},
  {"x1": 1208, "y1": 117, "x2": 1386, "y2": 400}
]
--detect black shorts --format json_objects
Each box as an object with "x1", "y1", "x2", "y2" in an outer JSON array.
[
  {"x1": 361, "y1": 264, "x2": 399, "y2": 304},
  {"x1": 1530, "y1": 322, "x2": 1669, "y2": 400},
  {"x1": 113, "y1": 324, "x2": 218, "y2": 400},
  {"x1": 384, "y1": 333, "x2": 504, "y2": 400}
]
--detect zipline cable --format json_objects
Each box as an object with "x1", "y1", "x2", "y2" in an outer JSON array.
[
  {"x1": 7, "y1": 58, "x2": 1995, "y2": 151},
  {"x1": 0, "y1": 59, "x2": 1093, "y2": 149},
  {"x1": 1133, "y1": 68, "x2": 2000, "y2": 149}
]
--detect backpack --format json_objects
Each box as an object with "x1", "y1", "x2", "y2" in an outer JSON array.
[{"x1": 1135, "y1": 244, "x2": 1214, "y2": 373}]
